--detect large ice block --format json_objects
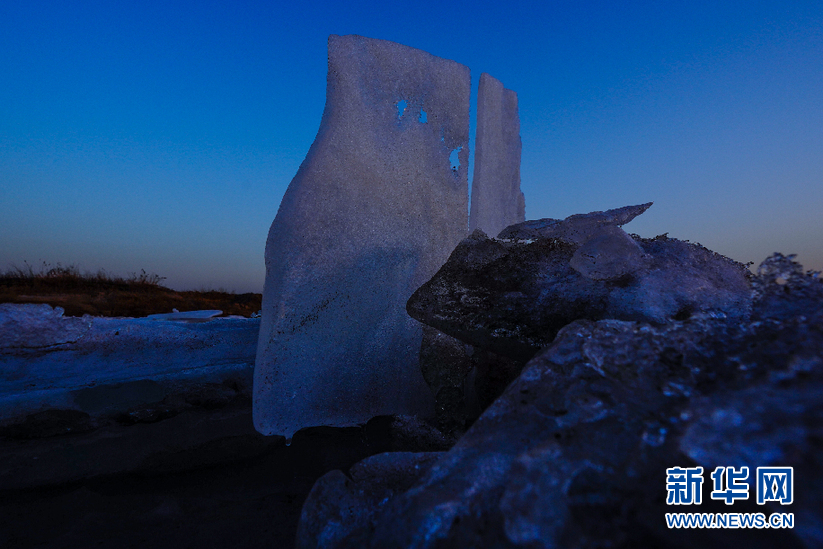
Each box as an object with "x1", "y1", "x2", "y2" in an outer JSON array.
[{"x1": 254, "y1": 35, "x2": 470, "y2": 438}]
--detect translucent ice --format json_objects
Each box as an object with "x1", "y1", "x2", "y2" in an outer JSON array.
[{"x1": 498, "y1": 202, "x2": 653, "y2": 244}]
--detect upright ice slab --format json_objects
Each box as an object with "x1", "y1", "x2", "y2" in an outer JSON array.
[
  {"x1": 0, "y1": 304, "x2": 258, "y2": 423},
  {"x1": 469, "y1": 73, "x2": 525, "y2": 237},
  {"x1": 254, "y1": 35, "x2": 470, "y2": 438}
]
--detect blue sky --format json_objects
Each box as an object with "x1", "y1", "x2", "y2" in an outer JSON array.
[{"x1": 2, "y1": 1, "x2": 821, "y2": 293}]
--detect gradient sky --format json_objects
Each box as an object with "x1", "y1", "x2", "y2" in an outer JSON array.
[{"x1": 2, "y1": 1, "x2": 821, "y2": 293}]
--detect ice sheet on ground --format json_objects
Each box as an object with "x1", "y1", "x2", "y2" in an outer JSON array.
[
  {"x1": 146, "y1": 310, "x2": 223, "y2": 321},
  {"x1": 0, "y1": 304, "x2": 259, "y2": 421}
]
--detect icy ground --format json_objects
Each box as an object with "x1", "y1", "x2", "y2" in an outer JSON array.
[{"x1": 0, "y1": 304, "x2": 259, "y2": 423}]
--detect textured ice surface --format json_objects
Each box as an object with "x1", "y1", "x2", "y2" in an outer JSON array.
[
  {"x1": 569, "y1": 224, "x2": 647, "y2": 280},
  {"x1": 0, "y1": 304, "x2": 258, "y2": 421},
  {"x1": 408, "y1": 205, "x2": 752, "y2": 362},
  {"x1": 301, "y1": 254, "x2": 822, "y2": 548},
  {"x1": 498, "y1": 202, "x2": 653, "y2": 244},
  {"x1": 469, "y1": 73, "x2": 525, "y2": 237},
  {"x1": 296, "y1": 451, "x2": 444, "y2": 549},
  {"x1": 254, "y1": 35, "x2": 470, "y2": 438},
  {"x1": 0, "y1": 303, "x2": 91, "y2": 348}
]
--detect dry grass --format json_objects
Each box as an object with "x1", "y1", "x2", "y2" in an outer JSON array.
[{"x1": 0, "y1": 262, "x2": 261, "y2": 318}]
